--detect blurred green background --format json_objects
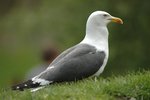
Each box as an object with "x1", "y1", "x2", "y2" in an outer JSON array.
[{"x1": 0, "y1": 0, "x2": 150, "y2": 87}]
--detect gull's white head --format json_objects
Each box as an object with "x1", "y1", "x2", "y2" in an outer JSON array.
[
  {"x1": 83, "y1": 11, "x2": 123, "y2": 51},
  {"x1": 87, "y1": 11, "x2": 123, "y2": 27}
]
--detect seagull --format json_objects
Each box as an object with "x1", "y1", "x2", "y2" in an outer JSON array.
[{"x1": 12, "y1": 11, "x2": 123, "y2": 92}]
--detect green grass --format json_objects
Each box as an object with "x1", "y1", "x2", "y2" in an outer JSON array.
[{"x1": 1, "y1": 71, "x2": 150, "y2": 100}]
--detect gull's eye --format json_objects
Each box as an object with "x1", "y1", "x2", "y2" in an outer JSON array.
[{"x1": 103, "y1": 14, "x2": 108, "y2": 17}]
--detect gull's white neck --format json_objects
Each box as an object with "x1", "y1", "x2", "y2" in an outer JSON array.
[{"x1": 81, "y1": 20, "x2": 109, "y2": 52}]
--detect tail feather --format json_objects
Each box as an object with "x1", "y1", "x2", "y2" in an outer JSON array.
[
  {"x1": 11, "y1": 80, "x2": 40, "y2": 91},
  {"x1": 31, "y1": 86, "x2": 45, "y2": 92}
]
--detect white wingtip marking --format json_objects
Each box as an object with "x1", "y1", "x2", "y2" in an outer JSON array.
[{"x1": 32, "y1": 78, "x2": 52, "y2": 85}]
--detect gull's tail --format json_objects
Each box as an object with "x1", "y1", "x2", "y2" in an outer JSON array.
[{"x1": 11, "y1": 80, "x2": 40, "y2": 91}]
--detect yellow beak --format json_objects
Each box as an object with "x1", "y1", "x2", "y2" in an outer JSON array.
[{"x1": 110, "y1": 17, "x2": 123, "y2": 24}]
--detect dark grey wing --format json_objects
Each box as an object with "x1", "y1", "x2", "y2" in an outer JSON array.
[
  {"x1": 39, "y1": 44, "x2": 106, "y2": 83},
  {"x1": 49, "y1": 45, "x2": 77, "y2": 66}
]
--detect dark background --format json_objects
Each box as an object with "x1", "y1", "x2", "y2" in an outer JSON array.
[{"x1": 0, "y1": 0, "x2": 150, "y2": 87}]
